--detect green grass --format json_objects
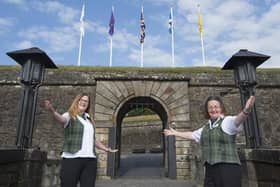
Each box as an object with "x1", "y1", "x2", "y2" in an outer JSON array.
[
  {"x1": 0, "y1": 65, "x2": 21, "y2": 70},
  {"x1": 48, "y1": 65, "x2": 224, "y2": 73},
  {"x1": 0, "y1": 65, "x2": 279, "y2": 73},
  {"x1": 123, "y1": 114, "x2": 160, "y2": 124}
]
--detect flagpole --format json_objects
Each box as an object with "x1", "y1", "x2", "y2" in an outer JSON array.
[
  {"x1": 200, "y1": 32, "x2": 206, "y2": 66},
  {"x1": 77, "y1": 1, "x2": 85, "y2": 66},
  {"x1": 170, "y1": 7, "x2": 175, "y2": 67},
  {"x1": 141, "y1": 43, "x2": 143, "y2": 67},
  {"x1": 78, "y1": 28, "x2": 83, "y2": 66},
  {"x1": 109, "y1": 36, "x2": 113, "y2": 67},
  {"x1": 198, "y1": 4, "x2": 206, "y2": 66}
]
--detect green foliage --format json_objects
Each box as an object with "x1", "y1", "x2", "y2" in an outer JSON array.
[
  {"x1": 0, "y1": 65, "x2": 21, "y2": 70},
  {"x1": 55, "y1": 66, "x2": 223, "y2": 73},
  {"x1": 127, "y1": 107, "x2": 156, "y2": 117},
  {"x1": 1, "y1": 65, "x2": 279, "y2": 73}
]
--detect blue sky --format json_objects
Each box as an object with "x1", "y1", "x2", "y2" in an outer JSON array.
[{"x1": 0, "y1": 0, "x2": 279, "y2": 68}]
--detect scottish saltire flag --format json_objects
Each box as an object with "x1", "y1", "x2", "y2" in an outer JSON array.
[
  {"x1": 168, "y1": 9, "x2": 173, "y2": 34},
  {"x1": 140, "y1": 6, "x2": 145, "y2": 43},
  {"x1": 108, "y1": 6, "x2": 115, "y2": 36},
  {"x1": 80, "y1": 2, "x2": 85, "y2": 37}
]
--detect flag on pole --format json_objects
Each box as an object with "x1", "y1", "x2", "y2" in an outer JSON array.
[
  {"x1": 80, "y1": 2, "x2": 85, "y2": 37},
  {"x1": 108, "y1": 6, "x2": 114, "y2": 67},
  {"x1": 140, "y1": 6, "x2": 145, "y2": 43},
  {"x1": 77, "y1": 1, "x2": 85, "y2": 66},
  {"x1": 169, "y1": 7, "x2": 175, "y2": 67},
  {"x1": 168, "y1": 9, "x2": 173, "y2": 34},
  {"x1": 108, "y1": 6, "x2": 115, "y2": 36},
  {"x1": 197, "y1": 4, "x2": 206, "y2": 66},
  {"x1": 197, "y1": 4, "x2": 203, "y2": 38}
]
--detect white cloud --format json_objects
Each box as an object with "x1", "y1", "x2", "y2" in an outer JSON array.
[
  {"x1": 111, "y1": 30, "x2": 138, "y2": 51},
  {"x1": 128, "y1": 47, "x2": 173, "y2": 67},
  {"x1": 0, "y1": 17, "x2": 14, "y2": 34},
  {"x1": 259, "y1": 3, "x2": 280, "y2": 30},
  {"x1": 2, "y1": 0, "x2": 25, "y2": 5},
  {"x1": 15, "y1": 40, "x2": 33, "y2": 49},
  {"x1": 85, "y1": 21, "x2": 138, "y2": 54},
  {"x1": 18, "y1": 26, "x2": 78, "y2": 53},
  {"x1": 32, "y1": 1, "x2": 79, "y2": 24},
  {"x1": 145, "y1": 0, "x2": 176, "y2": 6},
  {"x1": 2, "y1": 1, "x2": 81, "y2": 56},
  {"x1": 174, "y1": 0, "x2": 280, "y2": 67},
  {"x1": 1, "y1": 0, "x2": 279, "y2": 67},
  {"x1": 1, "y1": 0, "x2": 29, "y2": 10},
  {"x1": 264, "y1": 0, "x2": 279, "y2": 5}
]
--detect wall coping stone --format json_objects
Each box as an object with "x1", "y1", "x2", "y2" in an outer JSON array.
[
  {"x1": 240, "y1": 148, "x2": 280, "y2": 164},
  {"x1": 0, "y1": 148, "x2": 47, "y2": 163}
]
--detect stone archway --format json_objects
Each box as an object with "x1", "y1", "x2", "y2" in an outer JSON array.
[
  {"x1": 94, "y1": 79, "x2": 190, "y2": 179},
  {"x1": 113, "y1": 96, "x2": 170, "y2": 178}
]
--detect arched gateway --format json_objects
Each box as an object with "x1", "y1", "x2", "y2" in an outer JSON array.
[{"x1": 93, "y1": 78, "x2": 191, "y2": 179}]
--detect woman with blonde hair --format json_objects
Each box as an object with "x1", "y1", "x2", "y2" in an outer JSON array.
[{"x1": 45, "y1": 93, "x2": 117, "y2": 187}]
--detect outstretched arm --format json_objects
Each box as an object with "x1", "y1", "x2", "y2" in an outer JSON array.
[
  {"x1": 163, "y1": 128, "x2": 194, "y2": 140},
  {"x1": 234, "y1": 96, "x2": 255, "y2": 127},
  {"x1": 44, "y1": 100, "x2": 67, "y2": 126},
  {"x1": 95, "y1": 139, "x2": 118, "y2": 153}
]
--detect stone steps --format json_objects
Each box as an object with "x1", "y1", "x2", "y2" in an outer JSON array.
[{"x1": 96, "y1": 178, "x2": 198, "y2": 187}]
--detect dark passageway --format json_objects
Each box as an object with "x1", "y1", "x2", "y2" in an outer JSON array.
[{"x1": 118, "y1": 153, "x2": 164, "y2": 178}]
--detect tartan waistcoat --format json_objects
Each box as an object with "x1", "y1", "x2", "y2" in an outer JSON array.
[
  {"x1": 62, "y1": 117, "x2": 84, "y2": 154},
  {"x1": 200, "y1": 118, "x2": 241, "y2": 165}
]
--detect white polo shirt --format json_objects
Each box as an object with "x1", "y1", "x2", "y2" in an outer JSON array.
[
  {"x1": 61, "y1": 112, "x2": 96, "y2": 158},
  {"x1": 192, "y1": 115, "x2": 243, "y2": 143}
]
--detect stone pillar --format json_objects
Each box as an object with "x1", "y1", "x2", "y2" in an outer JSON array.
[
  {"x1": 239, "y1": 148, "x2": 280, "y2": 186},
  {"x1": 0, "y1": 148, "x2": 47, "y2": 187}
]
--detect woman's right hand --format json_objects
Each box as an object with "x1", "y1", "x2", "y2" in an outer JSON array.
[
  {"x1": 44, "y1": 100, "x2": 55, "y2": 113},
  {"x1": 163, "y1": 128, "x2": 176, "y2": 136},
  {"x1": 44, "y1": 100, "x2": 66, "y2": 125}
]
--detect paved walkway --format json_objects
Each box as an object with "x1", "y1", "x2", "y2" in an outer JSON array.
[
  {"x1": 96, "y1": 178, "x2": 197, "y2": 187},
  {"x1": 118, "y1": 153, "x2": 164, "y2": 178},
  {"x1": 95, "y1": 153, "x2": 198, "y2": 187}
]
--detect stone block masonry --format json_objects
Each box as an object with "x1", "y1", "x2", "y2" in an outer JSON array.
[{"x1": 0, "y1": 67, "x2": 279, "y2": 186}]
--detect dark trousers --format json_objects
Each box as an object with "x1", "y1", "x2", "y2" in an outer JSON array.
[
  {"x1": 60, "y1": 158, "x2": 97, "y2": 187},
  {"x1": 204, "y1": 163, "x2": 241, "y2": 187}
]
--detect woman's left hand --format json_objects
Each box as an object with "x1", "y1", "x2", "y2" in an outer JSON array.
[
  {"x1": 244, "y1": 96, "x2": 255, "y2": 112},
  {"x1": 107, "y1": 148, "x2": 118, "y2": 153}
]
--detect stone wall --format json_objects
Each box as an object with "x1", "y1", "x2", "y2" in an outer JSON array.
[
  {"x1": 187, "y1": 71, "x2": 280, "y2": 147},
  {"x1": 0, "y1": 148, "x2": 46, "y2": 187},
  {"x1": 0, "y1": 67, "x2": 280, "y2": 186},
  {"x1": 121, "y1": 121, "x2": 162, "y2": 153},
  {"x1": 1, "y1": 68, "x2": 279, "y2": 150}
]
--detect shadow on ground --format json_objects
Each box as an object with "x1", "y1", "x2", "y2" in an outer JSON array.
[
  {"x1": 95, "y1": 153, "x2": 198, "y2": 187},
  {"x1": 118, "y1": 153, "x2": 164, "y2": 178}
]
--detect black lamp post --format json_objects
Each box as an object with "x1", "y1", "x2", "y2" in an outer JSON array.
[
  {"x1": 222, "y1": 49, "x2": 270, "y2": 148},
  {"x1": 7, "y1": 47, "x2": 57, "y2": 148}
]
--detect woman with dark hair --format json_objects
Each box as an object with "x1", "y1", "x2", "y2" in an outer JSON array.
[
  {"x1": 163, "y1": 95, "x2": 255, "y2": 187},
  {"x1": 44, "y1": 93, "x2": 117, "y2": 187}
]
